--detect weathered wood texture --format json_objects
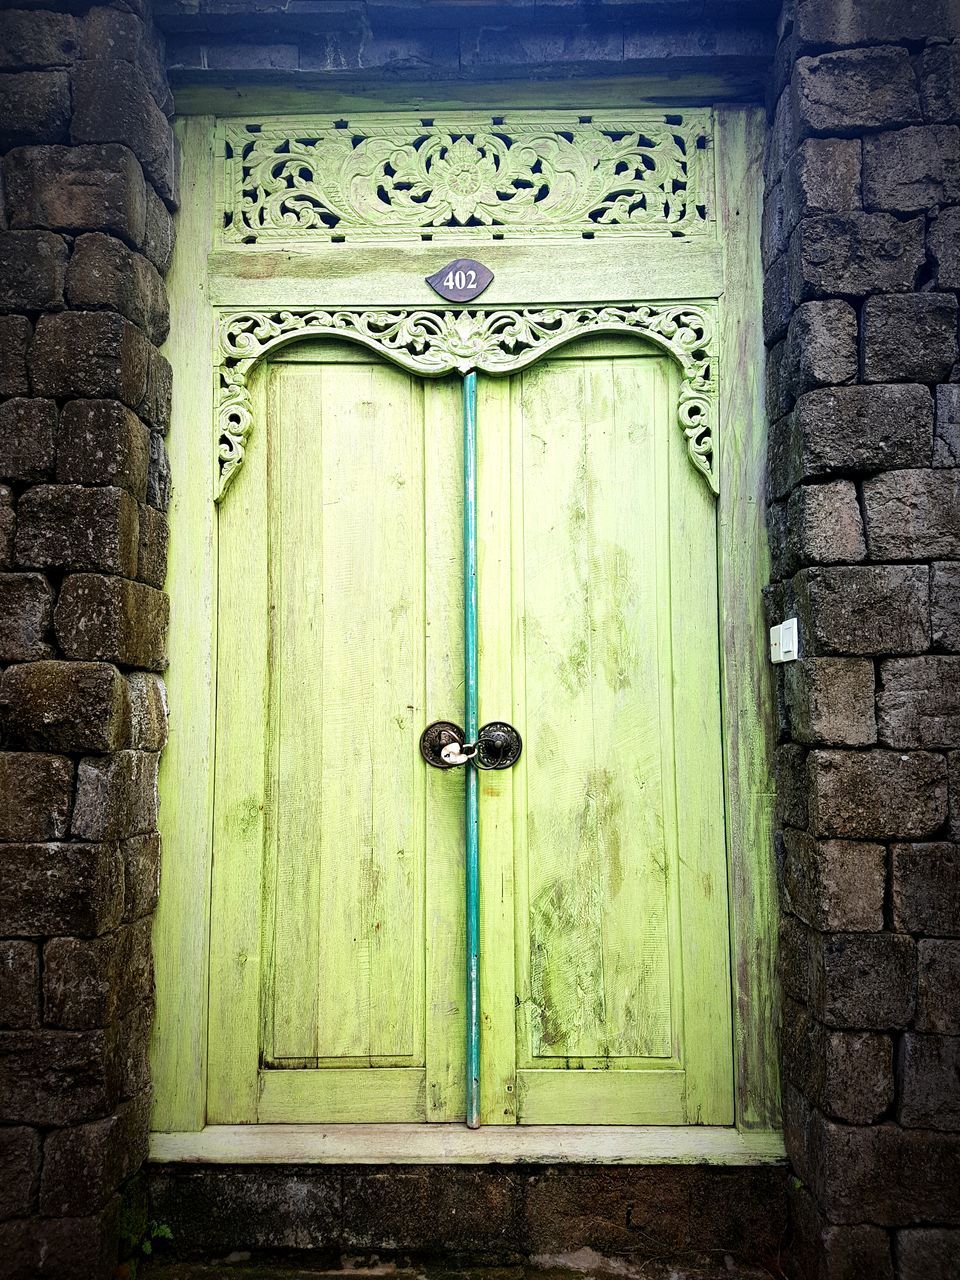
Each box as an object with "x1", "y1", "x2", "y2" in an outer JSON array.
[
  {"x1": 152, "y1": 116, "x2": 218, "y2": 1133},
  {"x1": 154, "y1": 100, "x2": 778, "y2": 1149}
]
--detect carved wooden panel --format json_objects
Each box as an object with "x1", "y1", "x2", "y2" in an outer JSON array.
[
  {"x1": 219, "y1": 111, "x2": 714, "y2": 245},
  {"x1": 214, "y1": 303, "x2": 718, "y2": 500}
]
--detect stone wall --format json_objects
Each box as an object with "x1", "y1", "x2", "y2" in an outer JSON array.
[
  {"x1": 764, "y1": 2, "x2": 960, "y2": 1276},
  {"x1": 0, "y1": 2, "x2": 174, "y2": 1276}
]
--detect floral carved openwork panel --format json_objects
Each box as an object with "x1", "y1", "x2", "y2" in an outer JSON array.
[
  {"x1": 219, "y1": 112, "x2": 714, "y2": 245},
  {"x1": 214, "y1": 304, "x2": 718, "y2": 501}
]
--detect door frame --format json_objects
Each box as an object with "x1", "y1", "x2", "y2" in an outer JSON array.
[{"x1": 151, "y1": 92, "x2": 782, "y2": 1161}]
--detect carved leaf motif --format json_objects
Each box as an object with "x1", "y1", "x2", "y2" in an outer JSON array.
[
  {"x1": 221, "y1": 113, "x2": 712, "y2": 244},
  {"x1": 214, "y1": 304, "x2": 718, "y2": 502}
]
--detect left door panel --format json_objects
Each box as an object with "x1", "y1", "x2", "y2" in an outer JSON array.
[{"x1": 207, "y1": 340, "x2": 466, "y2": 1123}]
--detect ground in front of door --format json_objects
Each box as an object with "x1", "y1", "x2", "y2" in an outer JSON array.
[{"x1": 140, "y1": 1256, "x2": 781, "y2": 1280}]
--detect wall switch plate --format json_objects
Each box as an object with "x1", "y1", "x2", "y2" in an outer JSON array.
[{"x1": 770, "y1": 617, "x2": 799, "y2": 664}]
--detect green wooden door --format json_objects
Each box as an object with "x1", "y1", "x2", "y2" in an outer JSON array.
[{"x1": 206, "y1": 334, "x2": 732, "y2": 1126}]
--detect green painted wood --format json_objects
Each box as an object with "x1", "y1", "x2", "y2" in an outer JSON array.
[
  {"x1": 208, "y1": 339, "x2": 464, "y2": 1123},
  {"x1": 171, "y1": 74, "x2": 768, "y2": 120},
  {"x1": 716, "y1": 108, "x2": 781, "y2": 1131},
  {"x1": 151, "y1": 115, "x2": 218, "y2": 1133},
  {"x1": 480, "y1": 337, "x2": 733, "y2": 1126},
  {"x1": 154, "y1": 103, "x2": 778, "y2": 1145}
]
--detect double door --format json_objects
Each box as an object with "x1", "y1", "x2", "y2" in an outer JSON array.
[{"x1": 207, "y1": 331, "x2": 733, "y2": 1126}]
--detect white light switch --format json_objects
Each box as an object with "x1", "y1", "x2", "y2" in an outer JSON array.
[{"x1": 770, "y1": 617, "x2": 799, "y2": 664}]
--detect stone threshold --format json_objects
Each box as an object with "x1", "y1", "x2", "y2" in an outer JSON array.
[{"x1": 149, "y1": 1124, "x2": 787, "y2": 1166}]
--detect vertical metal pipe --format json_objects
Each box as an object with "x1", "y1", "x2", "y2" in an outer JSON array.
[{"x1": 462, "y1": 370, "x2": 481, "y2": 1129}]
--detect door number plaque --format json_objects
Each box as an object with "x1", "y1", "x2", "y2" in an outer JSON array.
[{"x1": 426, "y1": 259, "x2": 494, "y2": 302}]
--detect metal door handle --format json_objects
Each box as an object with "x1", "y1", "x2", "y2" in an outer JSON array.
[{"x1": 420, "y1": 720, "x2": 522, "y2": 770}]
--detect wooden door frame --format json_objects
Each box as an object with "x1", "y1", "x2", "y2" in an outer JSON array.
[{"x1": 151, "y1": 94, "x2": 782, "y2": 1162}]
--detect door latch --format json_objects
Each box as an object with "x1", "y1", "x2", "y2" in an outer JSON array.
[{"x1": 420, "y1": 720, "x2": 522, "y2": 770}]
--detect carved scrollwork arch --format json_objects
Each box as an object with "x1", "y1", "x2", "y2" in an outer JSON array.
[{"x1": 214, "y1": 303, "x2": 719, "y2": 502}]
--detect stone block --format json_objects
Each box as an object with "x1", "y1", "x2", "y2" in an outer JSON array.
[
  {"x1": 785, "y1": 299, "x2": 857, "y2": 399},
  {"x1": 808, "y1": 748, "x2": 946, "y2": 839},
  {"x1": 781, "y1": 138, "x2": 861, "y2": 242},
  {"x1": 763, "y1": 251, "x2": 791, "y2": 345},
  {"x1": 812, "y1": 932, "x2": 916, "y2": 1030},
  {"x1": 0, "y1": 940, "x2": 39, "y2": 1030},
  {"x1": 54, "y1": 574, "x2": 168, "y2": 669},
  {"x1": 0, "y1": 10, "x2": 78, "y2": 69},
  {"x1": 0, "y1": 1128, "x2": 39, "y2": 1222},
  {"x1": 812, "y1": 1120, "x2": 960, "y2": 1225},
  {"x1": 347, "y1": 1165, "x2": 526, "y2": 1252},
  {"x1": 863, "y1": 469, "x2": 960, "y2": 561},
  {"x1": 71, "y1": 60, "x2": 175, "y2": 204},
  {"x1": 143, "y1": 183, "x2": 175, "y2": 275},
  {"x1": 0, "y1": 573, "x2": 52, "y2": 661},
  {"x1": 15, "y1": 485, "x2": 139, "y2": 576},
  {"x1": 864, "y1": 125, "x2": 960, "y2": 212},
  {"x1": 788, "y1": 212, "x2": 925, "y2": 301},
  {"x1": 0, "y1": 842, "x2": 123, "y2": 939},
  {"x1": 136, "y1": 502, "x2": 167, "y2": 588},
  {"x1": 144, "y1": 1165, "x2": 342, "y2": 1254},
  {"x1": 3, "y1": 143, "x2": 146, "y2": 247},
  {"x1": 0, "y1": 505, "x2": 12, "y2": 570},
  {"x1": 0, "y1": 490, "x2": 12, "y2": 568},
  {"x1": 820, "y1": 1223, "x2": 895, "y2": 1280},
  {"x1": 0, "y1": 660, "x2": 130, "y2": 752},
  {"x1": 794, "y1": 46, "x2": 922, "y2": 136},
  {"x1": 43, "y1": 917, "x2": 153, "y2": 1030},
  {"x1": 29, "y1": 311, "x2": 150, "y2": 407},
  {"x1": 934, "y1": 384, "x2": 960, "y2": 466},
  {"x1": 794, "y1": 565, "x2": 930, "y2": 656},
  {"x1": 892, "y1": 842, "x2": 960, "y2": 936},
  {"x1": 0, "y1": 1027, "x2": 121, "y2": 1126},
  {"x1": 0, "y1": 230, "x2": 67, "y2": 312},
  {"x1": 949, "y1": 750, "x2": 960, "y2": 840},
  {"x1": 822, "y1": 1029, "x2": 894, "y2": 1124},
  {"x1": 138, "y1": 344, "x2": 172, "y2": 432},
  {"x1": 40, "y1": 1091, "x2": 149, "y2": 1217},
  {"x1": 879, "y1": 657, "x2": 960, "y2": 748},
  {"x1": 80, "y1": 6, "x2": 172, "y2": 117},
  {"x1": 65, "y1": 233, "x2": 169, "y2": 346},
  {"x1": 782, "y1": 828, "x2": 885, "y2": 930},
  {"x1": 917, "y1": 941, "x2": 960, "y2": 1033},
  {"x1": 0, "y1": 1205, "x2": 120, "y2": 1280},
  {"x1": 0, "y1": 397, "x2": 56, "y2": 482},
  {"x1": 920, "y1": 42, "x2": 960, "y2": 123},
  {"x1": 0, "y1": 316, "x2": 31, "y2": 397},
  {"x1": 930, "y1": 206, "x2": 960, "y2": 291},
  {"x1": 57, "y1": 398, "x2": 150, "y2": 499},
  {"x1": 863, "y1": 295, "x2": 959, "y2": 385},
  {"x1": 0, "y1": 752, "x2": 73, "y2": 840},
  {"x1": 779, "y1": 913, "x2": 812, "y2": 1003},
  {"x1": 899, "y1": 1034, "x2": 960, "y2": 1130},
  {"x1": 766, "y1": 87, "x2": 795, "y2": 190},
  {"x1": 776, "y1": 743, "x2": 809, "y2": 827},
  {"x1": 121, "y1": 832, "x2": 160, "y2": 922},
  {"x1": 146, "y1": 430, "x2": 170, "y2": 511},
  {"x1": 0, "y1": 70, "x2": 70, "y2": 149},
  {"x1": 897, "y1": 1229, "x2": 960, "y2": 1279},
  {"x1": 206, "y1": 41, "x2": 299, "y2": 71},
  {"x1": 761, "y1": 178, "x2": 785, "y2": 271},
  {"x1": 72, "y1": 750, "x2": 158, "y2": 841},
  {"x1": 774, "y1": 384, "x2": 933, "y2": 496},
  {"x1": 127, "y1": 672, "x2": 167, "y2": 750},
  {"x1": 785, "y1": 656, "x2": 875, "y2": 746},
  {"x1": 786, "y1": 481, "x2": 865, "y2": 571},
  {"x1": 114, "y1": 1000, "x2": 151, "y2": 1101}
]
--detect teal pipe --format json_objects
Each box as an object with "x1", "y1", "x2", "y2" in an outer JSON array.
[{"x1": 462, "y1": 370, "x2": 480, "y2": 1129}]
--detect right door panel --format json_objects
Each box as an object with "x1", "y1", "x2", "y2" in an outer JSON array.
[{"x1": 478, "y1": 335, "x2": 733, "y2": 1126}]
